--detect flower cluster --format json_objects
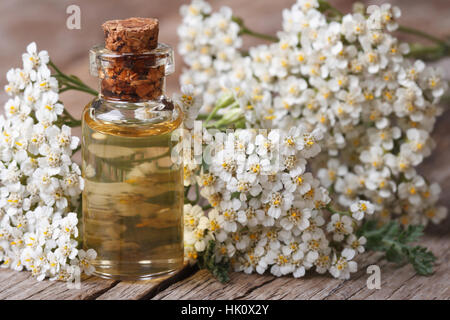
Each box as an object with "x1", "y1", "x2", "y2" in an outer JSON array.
[
  {"x1": 178, "y1": 0, "x2": 447, "y2": 279},
  {"x1": 183, "y1": 122, "x2": 373, "y2": 279},
  {"x1": 178, "y1": 0, "x2": 243, "y2": 112},
  {"x1": 1, "y1": 43, "x2": 96, "y2": 282},
  {"x1": 183, "y1": 204, "x2": 212, "y2": 264}
]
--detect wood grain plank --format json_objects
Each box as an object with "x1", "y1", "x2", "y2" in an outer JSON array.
[
  {"x1": 230, "y1": 252, "x2": 382, "y2": 299},
  {"x1": 349, "y1": 235, "x2": 450, "y2": 300},
  {"x1": 96, "y1": 265, "x2": 197, "y2": 300},
  {"x1": 95, "y1": 279, "x2": 164, "y2": 300},
  {"x1": 395, "y1": 238, "x2": 450, "y2": 300},
  {"x1": 309, "y1": 252, "x2": 384, "y2": 300},
  {"x1": 0, "y1": 271, "x2": 57, "y2": 300},
  {"x1": 152, "y1": 252, "x2": 379, "y2": 300},
  {"x1": 0, "y1": 268, "x2": 34, "y2": 297},
  {"x1": 151, "y1": 234, "x2": 449, "y2": 300},
  {"x1": 24, "y1": 277, "x2": 119, "y2": 300},
  {"x1": 0, "y1": 269, "x2": 117, "y2": 300},
  {"x1": 152, "y1": 268, "x2": 277, "y2": 300}
]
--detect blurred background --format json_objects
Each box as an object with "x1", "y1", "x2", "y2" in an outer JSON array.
[
  {"x1": 1, "y1": 0, "x2": 449, "y2": 102},
  {"x1": 0, "y1": 0, "x2": 449, "y2": 229}
]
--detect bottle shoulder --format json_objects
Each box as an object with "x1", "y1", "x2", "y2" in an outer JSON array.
[{"x1": 83, "y1": 97, "x2": 183, "y2": 137}]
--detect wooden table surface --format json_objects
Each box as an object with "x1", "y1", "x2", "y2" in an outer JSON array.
[
  {"x1": 0, "y1": 0, "x2": 449, "y2": 300},
  {"x1": 0, "y1": 230, "x2": 448, "y2": 300}
]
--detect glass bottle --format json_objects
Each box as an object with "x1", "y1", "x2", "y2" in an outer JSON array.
[{"x1": 81, "y1": 28, "x2": 184, "y2": 280}]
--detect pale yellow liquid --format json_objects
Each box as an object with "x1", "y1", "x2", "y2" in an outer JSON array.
[{"x1": 81, "y1": 105, "x2": 184, "y2": 280}]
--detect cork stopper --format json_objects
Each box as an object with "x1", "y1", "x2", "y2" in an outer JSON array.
[
  {"x1": 102, "y1": 17, "x2": 159, "y2": 53},
  {"x1": 91, "y1": 18, "x2": 173, "y2": 102}
]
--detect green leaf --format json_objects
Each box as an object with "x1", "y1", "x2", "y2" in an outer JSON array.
[
  {"x1": 399, "y1": 225, "x2": 424, "y2": 244},
  {"x1": 407, "y1": 246, "x2": 436, "y2": 276},
  {"x1": 360, "y1": 220, "x2": 436, "y2": 276},
  {"x1": 385, "y1": 246, "x2": 405, "y2": 264},
  {"x1": 197, "y1": 240, "x2": 230, "y2": 283}
]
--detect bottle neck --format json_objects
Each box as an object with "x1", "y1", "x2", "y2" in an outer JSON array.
[
  {"x1": 99, "y1": 74, "x2": 167, "y2": 103},
  {"x1": 89, "y1": 95, "x2": 181, "y2": 128},
  {"x1": 90, "y1": 43, "x2": 175, "y2": 103}
]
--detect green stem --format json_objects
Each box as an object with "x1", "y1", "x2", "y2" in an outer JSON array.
[
  {"x1": 197, "y1": 113, "x2": 222, "y2": 121},
  {"x1": 65, "y1": 120, "x2": 82, "y2": 127},
  {"x1": 203, "y1": 105, "x2": 223, "y2": 127},
  {"x1": 60, "y1": 84, "x2": 98, "y2": 96},
  {"x1": 232, "y1": 16, "x2": 278, "y2": 42},
  {"x1": 240, "y1": 27, "x2": 278, "y2": 42},
  {"x1": 49, "y1": 60, "x2": 98, "y2": 96},
  {"x1": 212, "y1": 114, "x2": 244, "y2": 129},
  {"x1": 203, "y1": 94, "x2": 236, "y2": 127},
  {"x1": 407, "y1": 43, "x2": 449, "y2": 60},
  {"x1": 398, "y1": 25, "x2": 449, "y2": 60},
  {"x1": 56, "y1": 117, "x2": 81, "y2": 127},
  {"x1": 326, "y1": 204, "x2": 352, "y2": 217},
  {"x1": 398, "y1": 25, "x2": 447, "y2": 46},
  {"x1": 48, "y1": 60, "x2": 65, "y2": 76},
  {"x1": 202, "y1": 204, "x2": 212, "y2": 211},
  {"x1": 318, "y1": 0, "x2": 343, "y2": 17}
]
